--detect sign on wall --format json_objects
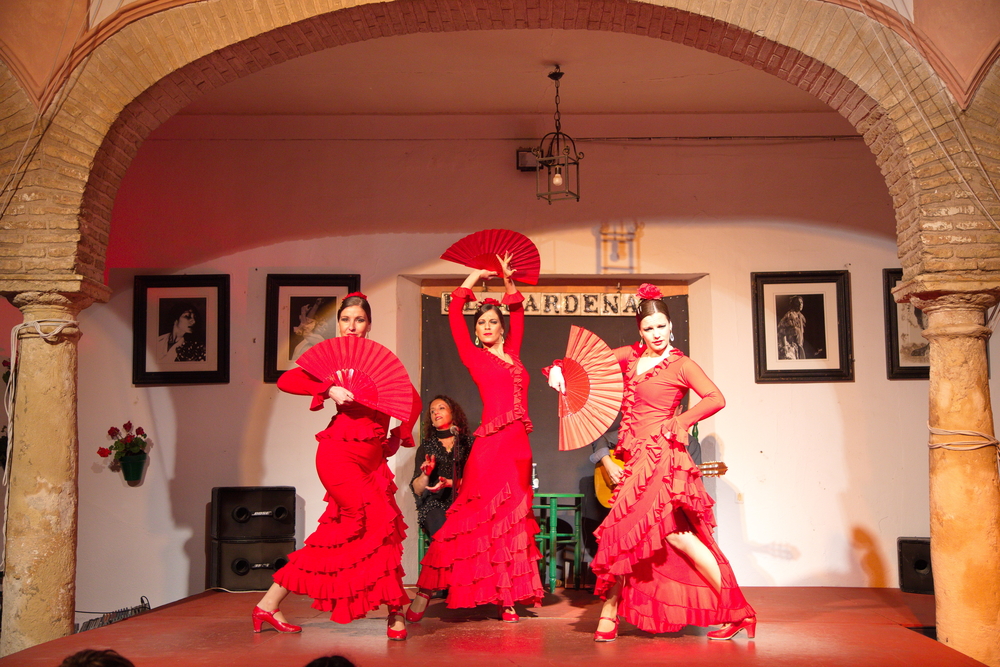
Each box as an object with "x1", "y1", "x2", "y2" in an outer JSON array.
[{"x1": 440, "y1": 291, "x2": 642, "y2": 316}]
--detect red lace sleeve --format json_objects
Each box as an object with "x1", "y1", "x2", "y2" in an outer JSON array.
[
  {"x1": 501, "y1": 290, "x2": 524, "y2": 354},
  {"x1": 277, "y1": 367, "x2": 334, "y2": 412},
  {"x1": 674, "y1": 357, "x2": 725, "y2": 430}
]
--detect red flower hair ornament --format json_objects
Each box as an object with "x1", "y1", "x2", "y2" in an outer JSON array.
[
  {"x1": 344, "y1": 292, "x2": 368, "y2": 300},
  {"x1": 636, "y1": 283, "x2": 663, "y2": 301},
  {"x1": 481, "y1": 297, "x2": 501, "y2": 306}
]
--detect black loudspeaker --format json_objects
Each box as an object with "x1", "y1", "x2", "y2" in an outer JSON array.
[
  {"x1": 208, "y1": 538, "x2": 295, "y2": 591},
  {"x1": 897, "y1": 537, "x2": 933, "y2": 595},
  {"x1": 211, "y1": 486, "x2": 295, "y2": 540}
]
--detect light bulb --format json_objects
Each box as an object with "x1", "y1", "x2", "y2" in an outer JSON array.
[{"x1": 551, "y1": 171, "x2": 564, "y2": 187}]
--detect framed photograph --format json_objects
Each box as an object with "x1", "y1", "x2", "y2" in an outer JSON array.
[
  {"x1": 132, "y1": 274, "x2": 230, "y2": 385},
  {"x1": 263, "y1": 274, "x2": 361, "y2": 383},
  {"x1": 751, "y1": 271, "x2": 854, "y2": 383},
  {"x1": 883, "y1": 268, "x2": 930, "y2": 379}
]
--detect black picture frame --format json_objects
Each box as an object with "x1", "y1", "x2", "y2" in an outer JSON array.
[
  {"x1": 263, "y1": 274, "x2": 361, "y2": 383},
  {"x1": 751, "y1": 270, "x2": 854, "y2": 383},
  {"x1": 132, "y1": 274, "x2": 230, "y2": 385},
  {"x1": 882, "y1": 268, "x2": 930, "y2": 379}
]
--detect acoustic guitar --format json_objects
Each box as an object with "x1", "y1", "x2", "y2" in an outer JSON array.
[{"x1": 595, "y1": 455, "x2": 728, "y2": 508}]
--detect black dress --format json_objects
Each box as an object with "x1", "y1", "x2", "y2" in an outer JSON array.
[{"x1": 409, "y1": 434, "x2": 473, "y2": 536}]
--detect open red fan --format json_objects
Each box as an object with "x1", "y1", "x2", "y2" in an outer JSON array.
[
  {"x1": 440, "y1": 229, "x2": 541, "y2": 285},
  {"x1": 557, "y1": 326, "x2": 624, "y2": 451},
  {"x1": 296, "y1": 337, "x2": 415, "y2": 422}
]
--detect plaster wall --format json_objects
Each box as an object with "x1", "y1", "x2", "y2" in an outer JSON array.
[{"x1": 9, "y1": 110, "x2": 995, "y2": 622}]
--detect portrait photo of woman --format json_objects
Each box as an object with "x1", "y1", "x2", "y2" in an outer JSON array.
[
  {"x1": 156, "y1": 298, "x2": 207, "y2": 363},
  {"x1": 289, "y1": 296, "x2": 338, "y2": 361}
]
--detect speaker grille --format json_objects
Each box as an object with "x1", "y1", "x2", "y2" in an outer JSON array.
[
  {"x1": 897, "y1": 536, "x2": 933, "y2": 595},
  {"x1": 211, "y1": 486, "x2": 295, "y2": 540},
  {"x1": 208, "y1": 539, "x2": 296, "y2": 591}
]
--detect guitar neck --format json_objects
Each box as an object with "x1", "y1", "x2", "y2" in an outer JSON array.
[{"x1": 697, "y1": 460, "x2": 728, "y2": 477}]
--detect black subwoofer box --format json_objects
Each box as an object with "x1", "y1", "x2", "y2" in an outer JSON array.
[
  {"x1": 211, "y1": 486, "x2": 295, "y2": 540},
  {"x1": 897, "y1": 536, "x2": 933, "y2": 595},
  {"x1": 208, "y1": 538, "x2": 295, "y2": 591},
  {"x1": 208, "y1": 486, "x2": 297, "y2": 591}
]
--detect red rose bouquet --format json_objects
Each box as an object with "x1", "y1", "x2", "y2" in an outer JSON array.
[{"x1": 98, "y1": 421, "x2": 149, "y2": 462}]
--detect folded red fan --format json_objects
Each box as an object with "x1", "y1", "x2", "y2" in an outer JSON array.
[
  {"x1": 440, "y1": 229, "x2": 541, "y2": 285},
  {"x1": 557, "y1": 326, "x2": 624, "y2": 451},
  {"x1": 296, "y1": 337, "x2": 415, "y2": 422}
]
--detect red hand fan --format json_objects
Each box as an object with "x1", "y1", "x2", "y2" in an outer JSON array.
[
  {"x1": 440, "y1": 229, "x2": 541, "y2": 285},
  {"x1": 557, "y1": 326, "x2": 624, "y2": 451},
  {"x1": 296, "y1": 337, "x2": 415, "y2": 422}
]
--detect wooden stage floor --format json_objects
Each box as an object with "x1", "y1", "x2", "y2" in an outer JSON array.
[{"x1": 1, "y1": 587, "x2": 984, "y2": 667}]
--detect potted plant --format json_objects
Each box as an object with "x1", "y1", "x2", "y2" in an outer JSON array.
[{"x1": 98, "y1": 421, "x2": 149, "y2": 482}]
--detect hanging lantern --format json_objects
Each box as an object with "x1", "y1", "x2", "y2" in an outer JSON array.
[{"x1": 532, "y1": 65, "x2": 583, "y2": 203}]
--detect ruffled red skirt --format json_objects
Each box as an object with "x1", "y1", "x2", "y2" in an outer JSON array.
[
  {"x1": 592, "y1": 432, "x2": 754, "y2": 633},
  {"x1": 273, "y1": 437, "x2": 409, "y2": 623},
  {"x1": 416, "y1": 421, "x2": 544, "y2": 608}
]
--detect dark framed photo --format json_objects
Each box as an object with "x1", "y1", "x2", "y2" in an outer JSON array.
[
  {"x1": 751, "y1": 271, "x2": 854, "y2": 383},
  {"x1": 132, "y1": 274, "x2": 230, "y2": 385},
  {"x1": 883, "y1": 268, "x2": 929, "y2": 379},
  {"x1": 263, "y1": 274, "x2": 361, "y2": 383}
]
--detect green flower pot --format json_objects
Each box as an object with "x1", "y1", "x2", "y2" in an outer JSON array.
[{"x1": 119, "y1": 452, "x2": 147, "y2": 482}]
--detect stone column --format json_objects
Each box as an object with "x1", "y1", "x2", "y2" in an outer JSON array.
[
  {"x1": 914, "y1": 292, "x2": 1000, "y2": 667},
  {"x1": 0, "y1": 292, "x2": 92, "y2": 656}
]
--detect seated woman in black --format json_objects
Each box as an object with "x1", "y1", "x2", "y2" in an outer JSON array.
[{"x1": 410, "y1": 395, "x2": 473, "y2": 537}]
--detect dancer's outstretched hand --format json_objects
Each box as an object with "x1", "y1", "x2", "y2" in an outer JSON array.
[
  {"x1": 496, "y1": 252, "x2": 516, "y2": 279},
  {"x1": 547, "y1": 365, "x2": 566, "y2": 394}
]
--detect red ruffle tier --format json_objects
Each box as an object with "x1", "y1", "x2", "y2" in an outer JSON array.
[
  {"x1": 274, "y1": 458, "x2": 409, "y2": 623},
  {"x1": 592, "y1": 429, "x2": 754, "y2": 633}
]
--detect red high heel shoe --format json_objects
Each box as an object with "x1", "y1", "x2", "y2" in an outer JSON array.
[
  {"x1": 707, "y1": 616, "x2": 756, "y2": 640},
  {"x1": 593, "y1": 616, "x2": 619, "y2": 642},
  {"x1": 387, "y1": 611, "x2": 407, "y2": 641},
  {"x1": 499, "y1": 604, "x2": 519, "y2": 623},
  {"x1": 252, "y1": 606, "x2": 302, "y2": 633},
  {"x1": 405, "y1": 591, "x2": 432, "y2": 623}
]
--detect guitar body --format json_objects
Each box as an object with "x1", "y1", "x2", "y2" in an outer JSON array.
[{"x1": 594, "y1": 454, "x2": 728, "y2": 508}]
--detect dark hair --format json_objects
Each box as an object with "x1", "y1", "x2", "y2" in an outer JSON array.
[
  {"x1": 168, "y1": 300, "x2": 199, "y2": 325},
  {"x1": 635, "y1": 297, "x2": 671, "y2": 327},
  {"x1": 422, "y1": 395, "x2": 470, "y2": 441},
  {"x1": 304, "y1": 656, "x2": 357, "y2": 667},
  {"x1": 473, "y1": 302, "x2": 505, "y2": 334},
  {"x1": 337, "y1": 295, "x2": 372, "y2": 323},
  {"x1": 59, "y1": 649, "x2": 135, "y2": 667}
]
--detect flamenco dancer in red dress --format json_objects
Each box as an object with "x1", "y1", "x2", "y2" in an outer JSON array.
[
  {"x1": 253, "y1": 293, "x2": 417, "y2": 640},
  {"x1": 548, "y1": 284, "x2": 755, "y2": 641},
  {"x1": 406, "y1": 254, "x2": 544, "y2": 623}
]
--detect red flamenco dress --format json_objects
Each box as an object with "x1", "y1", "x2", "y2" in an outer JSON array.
[
  {"x1": 416, "y1": 287, "x2": 545, "y2": 608},
  {"x1": 592, "y1": 345, "x2": 755, "y2": 633},
  {"x1": 272, "y1": 367, "x2": 412, "y2": 623}
]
